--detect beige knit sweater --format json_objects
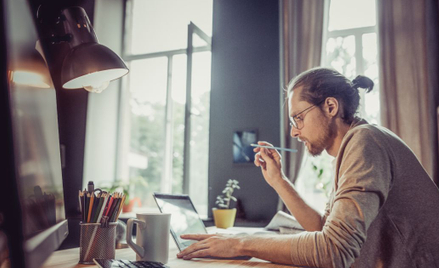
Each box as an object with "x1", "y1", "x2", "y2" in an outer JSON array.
[{"x1": 289, "y1": 118, "x2": 439, "y2": 268}]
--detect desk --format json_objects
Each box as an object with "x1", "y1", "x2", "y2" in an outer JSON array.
[{"x1": 42, "y1": 227, "x2": 297, "y2": 268}]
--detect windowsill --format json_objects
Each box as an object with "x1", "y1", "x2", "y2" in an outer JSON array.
[
  {"x1": 118, "y1": 207, "x2": 161, "y2": 219},
  {"x1": 203, "y1": 218, "x2": 268, "y2": 228},
  {"x1": 118, "y1": 207, "x2": 268, "y2": 228}
]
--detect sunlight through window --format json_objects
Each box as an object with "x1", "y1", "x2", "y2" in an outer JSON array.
[
  {"x1": 296, "y1": 0, "x2": 380, "y2": 213},
  {"x1": 121, "y1": 0, "x2": 213, "y2": 217}
]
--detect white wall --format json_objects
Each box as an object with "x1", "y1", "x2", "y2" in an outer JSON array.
[{"x1": 83, "y1": 0, "x2": 125, "y2": 187}]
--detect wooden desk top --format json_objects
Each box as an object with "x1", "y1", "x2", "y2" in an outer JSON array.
[
  {"x1": 42, "y1": 227, "x2": 298, "y2": 268},
  {"x1": 41, "y1": 247, "x2": 296, "y2": 268}
]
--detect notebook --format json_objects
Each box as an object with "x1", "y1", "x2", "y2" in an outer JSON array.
[{"x1": 153, "y1": 193, "x2": 250, "y2": 260}]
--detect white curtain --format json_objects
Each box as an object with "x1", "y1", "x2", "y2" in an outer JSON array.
[
  {"x1": 377, "y1": 0, "x2": 439, "y2": 185},
  {"x1": 279, "y1": 0, "x2": 325, "y2": 210}
]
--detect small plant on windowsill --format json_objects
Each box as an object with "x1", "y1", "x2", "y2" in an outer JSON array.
[{"x1": 213, "y1": 179, "x2": 240, "y2": 229}]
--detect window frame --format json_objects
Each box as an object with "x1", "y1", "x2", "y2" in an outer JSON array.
[
  {"x1": 117, "y1": 0, "x2": 212, "y2": 197},
  {"x1": 323, "y1": 25, "x2": 378, "y2": 120}
]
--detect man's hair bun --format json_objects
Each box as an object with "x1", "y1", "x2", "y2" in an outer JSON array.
[{"x1": 352, "y1": 75, "x2": 374, "y2": 93}]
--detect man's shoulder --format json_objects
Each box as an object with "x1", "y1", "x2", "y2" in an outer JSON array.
[
  {"x1": 345, "y1": 122, "x2": 390, "y2": 144},
  {"x1": 339, "y1": 122, "x2": 406, "y2": 159}
]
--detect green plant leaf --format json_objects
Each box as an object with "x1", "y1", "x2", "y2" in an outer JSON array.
[{"x1": 216, "y1": 179, "x2": 240, "y2": 208}]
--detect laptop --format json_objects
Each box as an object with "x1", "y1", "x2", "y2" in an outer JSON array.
[
  {"x1": 153, "y1": 193, "x2": 208, "y2": 251},
  {"x1": 153, "y1": 193, "x2": 251, "y2": 260}
]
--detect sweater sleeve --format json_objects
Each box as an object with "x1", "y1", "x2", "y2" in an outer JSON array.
[{"x1": 289, "y1": 128, "x2": 393, "y2": 268}]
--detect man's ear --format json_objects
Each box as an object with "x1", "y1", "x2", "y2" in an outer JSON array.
[{"x1": 324, "y1": 97, "x2": 340, "y2": 118}]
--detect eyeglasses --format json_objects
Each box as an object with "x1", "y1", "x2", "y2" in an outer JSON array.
[{"x1": 289, "y1": 100, "x2": 324, "y2": 130}]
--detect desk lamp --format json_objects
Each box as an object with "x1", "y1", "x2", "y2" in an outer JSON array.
[
  {"x1": 10, "y1": 51, "x2": 53, "y2": 89},
  {"x1": 37, "y1": 6, "x2": 129, "y2": 93}
]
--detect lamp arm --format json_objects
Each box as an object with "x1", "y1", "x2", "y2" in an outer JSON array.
[{"x1": 48, "y1": 34, "x2": 73, "y2": 45}]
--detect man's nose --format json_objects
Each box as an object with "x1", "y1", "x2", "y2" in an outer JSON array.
[{"x1": 290, "y1": 126, "x2": 300, "y2": 138}]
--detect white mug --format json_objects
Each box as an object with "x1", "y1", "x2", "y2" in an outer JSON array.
[{"x1": 126, "y1": 213, "x2": 171, "y2": 263}]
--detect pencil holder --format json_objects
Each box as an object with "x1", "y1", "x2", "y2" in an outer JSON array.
[{"x1": 79, "y1": 222, "x2": 117, "y2": 264}]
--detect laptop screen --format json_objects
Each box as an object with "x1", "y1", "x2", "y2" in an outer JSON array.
[{"x1": 153, "y1": 193, "x2": 207, "y2": 250}]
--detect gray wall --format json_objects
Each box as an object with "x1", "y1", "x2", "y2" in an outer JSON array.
[
  {"x1": 28, "y1": 0, "x2": 96, "y2": 249},
  {"x1": 208, "y1": 0, "x2": 281, "y2": 222}
]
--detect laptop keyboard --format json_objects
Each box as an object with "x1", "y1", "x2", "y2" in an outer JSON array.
[{"x1": 93, "y1": 259, "x2": 168, "y2": 268}]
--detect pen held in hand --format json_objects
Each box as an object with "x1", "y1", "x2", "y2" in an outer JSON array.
[{"x1": 250, "y1": 144, "x2": 298, "y2": 153}]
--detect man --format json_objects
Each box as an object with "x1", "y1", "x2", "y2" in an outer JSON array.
[{"x1": 177, "y1": 68, "x2": 439, "y2": 267}]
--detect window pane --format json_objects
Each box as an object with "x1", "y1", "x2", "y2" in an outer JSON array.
[
  {"x1": 130, "y1": 0, "x2": 213, "y2": 55},
  {"x1": 295, "y1": 152, "x2": 333, "y2": 214},
  {"x1": 171, "y1": 54, "x2": 187, "y2": 193},
  {"x1": 362, "y1": 33, "x2": 380, "y2": 125},
  {"x1": 189, "y1": 51, "x2": 211, "y2": 217},
  {"x1": 128, "y1": 57, "x2": 168, "y2": 208},
  {"x1": 325, "y1": 35, "x2": 356, "y2": 79},
  {"x1": 122, "y1": 1, "x2": 212, "y2": 214},
  {"x1": 362, "y1": 33, "x2": 378, "y2": 81},
  {"x1": 328, "y1": 0, "x2": 376, "y2": 31}
]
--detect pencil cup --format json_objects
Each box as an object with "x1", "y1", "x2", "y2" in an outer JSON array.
[{"x1": 79, "y1": 222, "x2": 117, "y2": 264}]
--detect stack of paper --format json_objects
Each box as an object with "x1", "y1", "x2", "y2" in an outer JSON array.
[{"x1": 265, "y1": 211, "x2": 305, "y2": 234}]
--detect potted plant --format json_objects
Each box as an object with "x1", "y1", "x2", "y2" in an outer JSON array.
[{"x1": 212, "y1": 179, "x2": 240, "y2": 229}]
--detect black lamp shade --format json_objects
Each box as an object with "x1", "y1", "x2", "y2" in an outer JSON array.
[
  {"x1": 61, "y1": 42, "x2": 128, "y2": 90},
  {"x1": 37, "y1": 6, "x2": 129, "y2": 92}
]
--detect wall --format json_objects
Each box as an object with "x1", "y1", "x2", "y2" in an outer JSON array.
[
  {"x1": 0, "y1": 0, "x2": 25, "y2": 265},
  {"x1": 30, "y1": 0, "x2": 126, "y2": 249},
  {"x1": 83, "y1": 0, "x2": 125, "y2": 190},
  {"x1": 28, "y1": 0, "x2": 96, "y2": 249},
  {"x1": 208, "y1": 0, "x2": 281, "y2": 222}
]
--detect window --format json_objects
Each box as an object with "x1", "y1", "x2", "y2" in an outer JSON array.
[
  {"x1": 296, "y1": 0, "x2": 380, "y2": 213},
  {"x1": 119, "y1": 0, "x2": 213, "y2": 216},
  {"x1": 325, "y1": 0, "x2": 380, "y2": 125}
]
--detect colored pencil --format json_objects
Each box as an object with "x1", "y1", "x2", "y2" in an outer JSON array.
[
  {"x1": 110, "y1": 194, "x2": 122, "y2": 222},
  {"x1": 115, "y1": 194, "x2": 126, "y2": 221},
  {"x1": 91, "y1": 193, "x2": 103, "y2": 223},
  {"x1": 96, "y1": 192, "x2": 109, "y2": 224},
  {"x1": 105, "y1": 195, "x2": 114, "y2": 217},
  {"x1": 87, "y1": 193, "x2": 94, "y2": 223},
  {"x1": 85, "y1": 192, "x2": 90, "y2": 222},
  {"x1": 107, "y1": 193, "x2": 119, "y2": 221}
]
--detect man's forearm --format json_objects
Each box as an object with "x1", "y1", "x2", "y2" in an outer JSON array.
[
  {"x1": 273, "y1": 177, "x2": 324, "y2": 231},
  {"x1": 237, "y1": 235, "x2": 294, "y2": 264}
]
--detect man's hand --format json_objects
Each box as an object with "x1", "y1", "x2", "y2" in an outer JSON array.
[
  {"x1": 176, "y1": 234, "x2": 244, "y2": 260},
  {"x1": 253, "y1": 141, "x2": 287, "y2": 187}
]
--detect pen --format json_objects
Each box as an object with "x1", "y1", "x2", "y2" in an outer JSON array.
[
  {"x1": 250, "y1": 144, "x2": 298, "y2": 153},
  {"x1": 87, "y1": 181, "x2": 94, "y2": 192}
]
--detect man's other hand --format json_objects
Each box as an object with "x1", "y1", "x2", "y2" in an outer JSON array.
[
  {"x1": 253, "y1": 141, "x2": 286, "y2": 187},
  {"x1": 176, "y1": 234, "x2": 244, "y2": 260}
]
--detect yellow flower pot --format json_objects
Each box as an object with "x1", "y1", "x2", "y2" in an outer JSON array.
[{"x1": 212, "y1": 208, "x2": 237, "y2": 229}]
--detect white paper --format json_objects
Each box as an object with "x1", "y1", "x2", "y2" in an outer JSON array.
[{"x1": 265, "y1": 211, "x2": 305, "y2": 232}]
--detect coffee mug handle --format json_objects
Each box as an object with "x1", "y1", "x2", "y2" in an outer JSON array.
[{"x1": 126, "y1": 218, "x2": 146, "y2": 258}]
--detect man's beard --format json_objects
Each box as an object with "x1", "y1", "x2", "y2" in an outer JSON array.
[{"x1": 306, "y1": 118, "x2": 335, "y2": 157}]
